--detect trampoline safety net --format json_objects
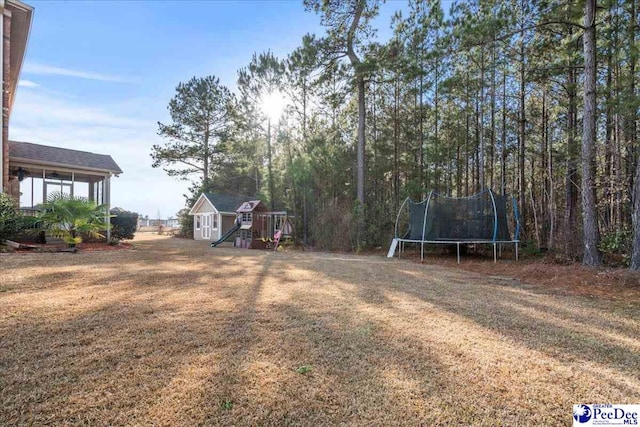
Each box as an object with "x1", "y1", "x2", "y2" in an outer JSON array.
[{"x1": 398, "y1": 189, "x2": 517, "y2": 242}]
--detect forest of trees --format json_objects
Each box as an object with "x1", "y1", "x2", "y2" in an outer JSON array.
[{"x1": 152, "y1": 0, "x2": 640, "y2": 268}]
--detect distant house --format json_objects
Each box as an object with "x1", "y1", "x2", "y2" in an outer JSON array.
[
  {"x1": 137, "y1": 217, "x2": 178, "y2": 229},
  {"x1": 166, "y1": 217, "x2": 179, "y2": 228},
  {"x1": 137, "y1": 216, "x2": 151, "y2": 228},
  {"x1": 188, "y1": 193, "x2": 249, "y2": 242}
]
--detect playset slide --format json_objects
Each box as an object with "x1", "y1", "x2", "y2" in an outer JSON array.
[
  {"x1": 211, "y1": 221, "x2": 241, "y2": 248},
  {"x1": 387, "y1": 238, "x2": 399, "y2": 258}
]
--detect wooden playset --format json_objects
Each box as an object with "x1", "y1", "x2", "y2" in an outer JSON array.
[{"x1": 210, "y1": 199, "x2": 293, "y2": 250}]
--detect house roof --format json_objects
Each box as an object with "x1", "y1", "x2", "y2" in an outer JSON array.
[
  {"x1": 203, "y1": 193, "x2": 254, "y2": 213},
  {"x1": 6, "y1": 0, "x2": 34, "y2": 115},
  {"x1": 9, "y1": 140, "x2": 123, "y2": 174}
]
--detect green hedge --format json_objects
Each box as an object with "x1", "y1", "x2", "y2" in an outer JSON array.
[
  {"x1": 110, "y1": 208, "x2": 138, "y2": 240},
  {"x1": 0, "y1": 193, "x2": 21, "y2": 243}
]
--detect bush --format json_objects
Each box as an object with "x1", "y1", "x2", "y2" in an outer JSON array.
[
  {"x1": 599, "y1": 227, "x2": 631, "y2": 266},
  {"x1": 177, "y1": 208, "x2": 193, "y2": 239},
  {"x1": 0, "y1": 193, "x2": 22, "y2": 243},
  {"x1": 110, "y1": 208, "x2": 138, "y2": 240},
  {"x1": 599, "y1": 228, "x2": 631, "y2": 254}
]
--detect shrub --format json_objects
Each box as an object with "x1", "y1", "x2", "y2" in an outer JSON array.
[
  {"x1": 599, "y1": 227, "x2": 631, "y2": 254},
  {"x1": 0, "y1": 193, "x2": 22, "y2": 243},
  {"x1": 599, "y1": 227, "x2": 631, "y2": 266},
  {"x1": 39, "y1": 192, "x2": 111, "y2": 247},
  {"x1": 177, "y1": 208, "x2": 194, "y2": 239},
  {"x1": 110, "y1": 208, "x2": 138, "y2": 240}
]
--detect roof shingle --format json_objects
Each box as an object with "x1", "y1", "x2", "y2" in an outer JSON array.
[
  {"x1": 204, "y1": 193, "x2": 255, "y2": 213},
  {"x1": 9, "y1": 140, "x2": 123, "y2": 174}
]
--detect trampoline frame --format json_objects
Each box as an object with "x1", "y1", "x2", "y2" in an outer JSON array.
[{"x1": 392, "y1": 189, "x2": 521, "y2": 263}]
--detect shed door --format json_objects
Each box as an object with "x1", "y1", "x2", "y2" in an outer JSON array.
[{"x1": 202, "y1": 214, "x2": 211, "y2": 239}]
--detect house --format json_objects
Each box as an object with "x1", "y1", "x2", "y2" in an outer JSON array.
[
  {"x1": 137, "y1": 217, "x2": 180, "y2": 229},
  {"x1": 8, "y1": 141, "x2": 123, "y2": 220},
  {"x1": 189, "y1": 193, "x2": 250, "y2": 242},
  {"x1": 1, "y1": 0, "x2": 34, "y2": 197},
  {"x1": 0, "y1": 0, "x2": 123, "y2": 240}
]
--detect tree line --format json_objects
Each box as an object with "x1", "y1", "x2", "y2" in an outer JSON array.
[{"x1": 151, "y1": 0, "x2": 640, "y2": 269}]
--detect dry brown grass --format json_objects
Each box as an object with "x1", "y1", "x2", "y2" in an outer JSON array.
[{"x1": 1, "y1": 234, "x2": 640, "y2": 426}]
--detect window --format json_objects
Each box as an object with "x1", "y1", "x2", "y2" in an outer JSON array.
[
  {"x1": 195, "y1": 215, "x2": 201, "y2": 230},
  {"x1": 212, "y1": 214, "x2": 218, "y2": 229}
]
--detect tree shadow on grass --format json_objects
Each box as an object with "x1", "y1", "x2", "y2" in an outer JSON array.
[
  {"x1": 0, "y1": 297, "x2": 227, "y2": 425},
  {"x1": 0, "y1": 239, "x2": 276, "y2": 425},
  {"x1": 5, "y1": 238, "x2": 640, "y2": 424},
  {"x1": 291, "y1": 256, "x2": 640, "y2": 390}
]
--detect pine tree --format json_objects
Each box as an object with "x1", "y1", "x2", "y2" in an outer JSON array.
[{"x1": 152, "y1": 76, "x2": 235, "y2": 187}]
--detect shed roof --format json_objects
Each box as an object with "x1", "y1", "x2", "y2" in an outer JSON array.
[
  {"x1": 9, "y1": 140, "x2": 123, "y2": 174},
  {"x1": 203, "y1": 193, "x2": 254, "y2": 213}
]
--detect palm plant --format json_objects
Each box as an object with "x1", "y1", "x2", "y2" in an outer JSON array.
[{"x1": 38, "y1": 192, "x2": 111, "y2": 247}]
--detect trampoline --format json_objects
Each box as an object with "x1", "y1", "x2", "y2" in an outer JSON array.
[{"x1": 387, "y1": 189, "x2": 520, "y2": 263}]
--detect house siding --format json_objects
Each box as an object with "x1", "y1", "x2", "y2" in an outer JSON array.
[
  {"x1": 192, "y1": 196, "x2": 220, "y2": 241},
  {"x1": 193, "y1": 212, "x2": 224, "y2": 241}
]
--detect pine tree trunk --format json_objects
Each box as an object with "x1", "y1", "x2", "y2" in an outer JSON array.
[
  {"x1": 631, "y1": 158, "x2": 640, "y2": 269},
  {"x1": 518, "y1": 40, "x2": 526, "y2": 236},
  {"x1": 501, "y1": 70, "x2": 507, "y2": 196},
  {"x1": 582, "y1": 0, "x2": 602, "y2": 266},
  {"x1": 203, "y1": 128, "x2": 210, "y2": 187},
  {"x1": 490, "y1": 45, "x2": 496, "y2": 192},
  {"x1": 434, "y1": 61, "x2": 440, "y2": 190},
  {"x1": 393, "y1": 72, "x2": 400, "y2": 208},
  {"x1": 479, "y1": 49, "x2": 485, "y2": 191},
  {"x1": 465, "y1": 70, "x2": 470, "y2": 197},
  {"x1": 627, "y1": 0, "x2": 638, "y2": 227},
  {"x1": 605, "y1": 41, "x2": 614, "y2": 232},
  {"x1": 356, "y1": 74, "x2": 366, "y2": 245},
  {"x1": 629, "y1": 0, "x2": 640, "y2": 269},
  {"x1": 267, "y1": 119, "x2": 275, "y2": 212},
  {"x1": 565, "y1": 64, "x2": 579, "y2": 257}
]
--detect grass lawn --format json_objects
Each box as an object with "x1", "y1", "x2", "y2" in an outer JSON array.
[{"x1": 1, "y1": 234, "x2": 640, "y2": 425}]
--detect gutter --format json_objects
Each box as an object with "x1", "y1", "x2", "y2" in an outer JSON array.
[{"x1": 9, "y1": 157, "x2": 122, "y2": 175}]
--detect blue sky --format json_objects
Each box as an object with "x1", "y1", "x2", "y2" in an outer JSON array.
[{"x1": 11, "y1": 0, "x2": 406, "y2": 218}]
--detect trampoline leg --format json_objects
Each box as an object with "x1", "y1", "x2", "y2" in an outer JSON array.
[
  {"x1": 493, "y1": 243, "x2": 497, "y2": 263},
  {"x1": 421, "y1": 242, "x2": 424, "y2": 261},
  {"x1": 515, "y1": 242, "x2": 519, "y2": 261},
  {"x1": 456, "y1": 242, "x2": 460, "y2": 264}
]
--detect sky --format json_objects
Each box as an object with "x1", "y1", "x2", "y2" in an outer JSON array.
[{"x1": 11, "y1": 0, "x2": 406, "y2": 219}]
